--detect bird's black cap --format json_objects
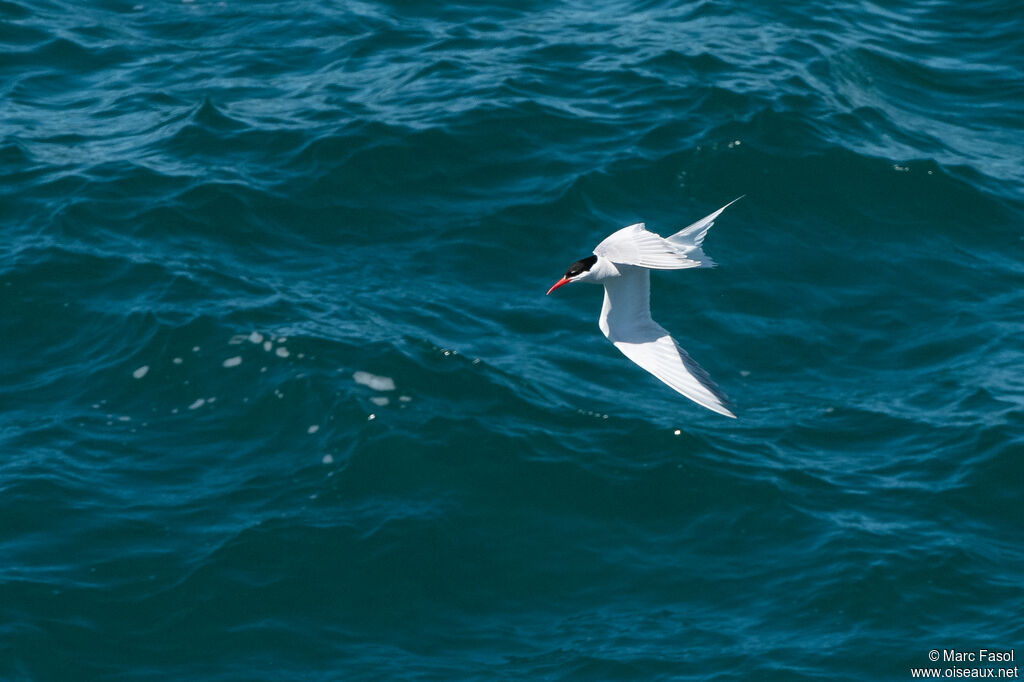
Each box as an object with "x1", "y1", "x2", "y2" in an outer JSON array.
[{"x1": 565, "y1": 255, "x2": 597, "y2": 279}]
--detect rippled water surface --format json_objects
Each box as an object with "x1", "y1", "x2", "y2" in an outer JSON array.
[{"x1": 2, "y1": 0, "x2": 1022, "y2": 679}]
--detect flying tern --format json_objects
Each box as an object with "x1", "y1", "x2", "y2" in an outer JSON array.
[{"x1": 546, "y1": 198, "x2": 741, "y2": 418}]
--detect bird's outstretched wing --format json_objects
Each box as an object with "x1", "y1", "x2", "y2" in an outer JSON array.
[
  {"x1": 598, "y1": 266, "x2": 735, "y2": 417},
  {"x1": 593, "y1": 223, "x2": 704, "y2": 270},
  {"x1": 593, "y1": 197, "x2": 741, "y2": 270}
]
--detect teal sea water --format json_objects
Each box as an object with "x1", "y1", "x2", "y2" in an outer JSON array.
[{"x1": 2, "y1": 1, "x2": 1023, "y2": 679}]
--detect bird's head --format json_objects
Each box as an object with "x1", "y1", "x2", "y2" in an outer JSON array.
[{"x1": 546, "y1": 255, "x2": 599, "y2": 294}]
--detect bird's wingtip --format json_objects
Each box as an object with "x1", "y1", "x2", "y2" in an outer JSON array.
[{"x1": 709, "y1": 401, "x2": 737, "y2": 418}]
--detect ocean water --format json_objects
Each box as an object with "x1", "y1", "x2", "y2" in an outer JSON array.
[{"x1": 2, "y1": 0, "x2": 1022, "y2": 679}]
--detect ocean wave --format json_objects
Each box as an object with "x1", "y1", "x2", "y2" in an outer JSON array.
[{"x1": 2, "y1": 0, "x2": 1023, "y2": 679}]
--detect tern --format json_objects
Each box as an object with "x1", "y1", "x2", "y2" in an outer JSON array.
[{"x1": 546, "y1": 198, "x2": 741, "y2": 418}]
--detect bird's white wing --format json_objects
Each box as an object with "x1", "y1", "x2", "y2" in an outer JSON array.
[
  {"x1": 599, "y1": 266, "x2": 735, "y2": 417},
  {"x1": 594, "y1": 198, "x2": 741, "y2": 270},
  {"x1": 593, "y1": 223, "x2": 703, "y2": 270}
]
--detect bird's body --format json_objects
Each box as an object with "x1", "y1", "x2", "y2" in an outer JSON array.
[{"x1": 547, "y1": 198, "x2": 741, "y2": 418}]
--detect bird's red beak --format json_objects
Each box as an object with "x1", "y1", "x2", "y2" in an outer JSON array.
[{"x1": 546, "y1": 277, "x2": 571, "y2": 295}]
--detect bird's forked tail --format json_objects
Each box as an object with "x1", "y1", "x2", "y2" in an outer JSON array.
[{"x1": 664, "y1": 196, "x2": 743, "y2": 268}]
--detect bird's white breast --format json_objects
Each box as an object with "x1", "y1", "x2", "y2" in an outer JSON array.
[{"x1": 583, "y1": 255, "x2": 622, "y2": 283}]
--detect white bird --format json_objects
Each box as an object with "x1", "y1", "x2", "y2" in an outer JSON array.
[{"x1": 546, "y1": 198, "x2": 741, "y2": 418}]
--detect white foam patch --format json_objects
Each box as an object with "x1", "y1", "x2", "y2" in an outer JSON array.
[
  {"x1": 399, "y1": 395, "x2": 411, "y2": 402},
  {"x1": 353, "y1": 371, "x2": 395, "y2": 391},
  {"x1": 370, "y1": 396, "x2": 389, "y2": 407},
  {"x1": 307, "y1": 424, "x2": 320, "y2": 434},
  {"x1": 275, "y1": 347, "x2": 290, "y2": 358},
  {"x1": 248, "y1": 331, "x2": 264, "y2": 344},
  {"x1": 173, "y1": 357, "x2": 183, "y2": 365},
  {"x1": 188, "y1": 398, "x2": 205, "y2": 410},
  {"x1": 263, "y1": 341, "x2": 273, "y2": 352},
  {"x1": 222, "y1": 356, "x2": 243, "y2": 368},
  {"x1": 322, "y1": 454, "x2": 334, "y2": 464},
  {"x1": 367, "y1": 413, "x2": 375, "y2": 420},
  {"x1": 133, "y1": 365, "x2": 149, "y2": 379},
  {"x1": 228, "y1": 334, "x2": 247, "y2": 345}
]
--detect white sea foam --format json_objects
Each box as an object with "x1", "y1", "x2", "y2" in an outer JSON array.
[
  {"x1": 353, "y1": 371, "x2": 395, "y2": 391},
  {"x1": 248, "y1": 331, "x2": 264, "y2": 344},
  {"x1": 222, "y1": 356, "x2": 243, "y2": 368},
  {"x1": 307, "y1": 424, "x2": 320, "y2": 434},
  {"x1": 370, "y1": 396, "x2": 389, "y2": 407},
  {"x1": 275, "y1": 347, "x2": 290, "y2": 358},
  {"x1": 187, "y1": 398, "x2": 205, "y2": 410},
  {"x1": 133, "y1": 365, "x2": 149, "y2": 379}
]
